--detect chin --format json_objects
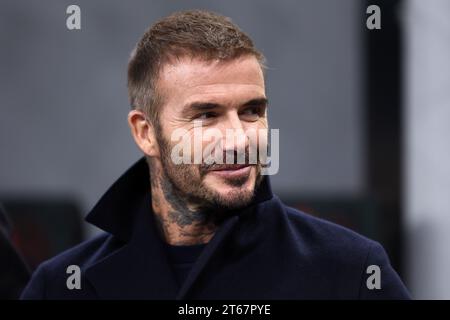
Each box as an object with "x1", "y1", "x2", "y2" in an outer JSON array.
[
  {"x1": 217, "y1": 183, "x2": 255, "y2": 198},
  {"x1": 202, "y1": 167, "x2": 257, "y2": 207}
]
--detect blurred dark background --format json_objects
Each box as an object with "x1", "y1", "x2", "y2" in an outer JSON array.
[{"x1": 1, "y1": 0, "x2": 449, "y2": 299}]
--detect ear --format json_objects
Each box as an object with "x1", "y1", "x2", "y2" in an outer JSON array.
[{"x1": 127, "y1": 110, "x2": 160, "y2": 157}]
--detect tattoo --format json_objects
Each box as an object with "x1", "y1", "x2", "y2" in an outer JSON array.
[{"x1": 147, "y1": 157, "x2": 217, "y2": 245}]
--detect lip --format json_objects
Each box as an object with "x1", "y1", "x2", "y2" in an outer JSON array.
[{"x1": 208, "y1": 165, "x2": 252, "y2": 179}]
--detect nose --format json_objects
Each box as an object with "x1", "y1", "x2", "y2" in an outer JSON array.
[{"x1": 221, "y1": 111, "x2": 248, "y2": 164}]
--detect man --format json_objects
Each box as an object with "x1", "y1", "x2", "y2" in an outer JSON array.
[
  {"x1": 0, "y1": 204, "x2": 30, "y2": 299},
  {"x1": 21, "y1": 10, "x2": 410, "y2": 299}
]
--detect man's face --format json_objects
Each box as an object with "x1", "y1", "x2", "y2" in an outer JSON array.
[{"x1": 154, "y1": 55, "x2": 268, "y2": 211}]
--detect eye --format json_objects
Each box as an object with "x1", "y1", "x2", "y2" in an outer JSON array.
[
  {"x1": 243, "y1": 107, "x2": 259, "y2": 115},
  {"x1": 195, "y1": 112, "x2": 217, "y2": 120},
  {"x1": 239, "y1": 106, "x2": 264, "y2": 121}
]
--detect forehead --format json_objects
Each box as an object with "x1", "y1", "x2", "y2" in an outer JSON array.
[{"x1": 157, "y1": 55, "x2": 265, "y2": 108}]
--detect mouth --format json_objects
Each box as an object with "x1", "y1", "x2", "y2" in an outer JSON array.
[{"x1": 208, "y1": 164, "x2": 252, "y2": 179}]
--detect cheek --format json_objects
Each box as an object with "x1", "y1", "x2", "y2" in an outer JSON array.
[
  {"x1": 257, "y1": 119, "x2": 269, "y2": 130},
  {"x1": 245, "y1": 119, "x2": 268, "y2": 134},
  {"x1": 245, "y1": 122, "x2": 269, "y2": 155},
  {"x1": 176, "y1": 120, "x2": 270, "y2": 164}
]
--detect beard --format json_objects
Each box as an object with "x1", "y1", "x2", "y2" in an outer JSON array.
[{"x1": 153, "y1": 130, "x2": 264, "y2": 214}]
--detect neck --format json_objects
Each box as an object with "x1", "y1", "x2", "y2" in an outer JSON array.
[{"x1": 148, "y1": 158, "x2": 218, "y2": 246}]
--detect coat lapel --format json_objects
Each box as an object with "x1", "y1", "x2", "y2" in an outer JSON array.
[
  {"x1": 83, "y1": 157, "x2": 274, "y2": 299},
  {"x1": 84, "y1": 191, "x2": 179, "y2": 299},
  {"x1": 176, "y1": 214, "x2": 239, "y2": 299},
  {"x1": 177, "y1": 168, "x2": 274, "y2": 299}
]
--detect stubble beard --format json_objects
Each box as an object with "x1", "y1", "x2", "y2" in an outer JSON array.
[{"x1": 153, "y1": 130, "x2": 264, "y2": 216}]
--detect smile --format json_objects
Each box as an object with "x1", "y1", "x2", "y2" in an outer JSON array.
[{"x1": 208, "y1": 164, "x2": 252, "y2": 179}]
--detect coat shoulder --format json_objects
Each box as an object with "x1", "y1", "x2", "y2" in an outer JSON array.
[
  {"x1": 42, "y1": 232, "x2": 121, "y2": 273},
  {"x1": 283, "y1": 203, "x2": 377, "y2": 253},
  {"x1": 278, "y1": 203, "x2": 411, "y2": 299},
  {"x1": 20, "y1": 232, "x2": 121, "y2": 299}
]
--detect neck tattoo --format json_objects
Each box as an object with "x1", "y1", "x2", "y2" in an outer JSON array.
[{"x1": 148, "y1": 158, "x2": 218, "y2": 246}]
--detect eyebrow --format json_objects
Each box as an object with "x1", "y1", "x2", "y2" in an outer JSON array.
[
  {"x1": 182, "y1": 97, "x2": 269, "y2": 115},
  {"x1": 242, "y1": 97, "x2": 269, "y2": 107}
]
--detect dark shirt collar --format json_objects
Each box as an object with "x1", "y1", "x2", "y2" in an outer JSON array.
[{"x1": 85, "y1": 157, "x2": 274, "y2": 242}]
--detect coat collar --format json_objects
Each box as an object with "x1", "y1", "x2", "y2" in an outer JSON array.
[
  {"x1": 84, "y1": 157, "x2": 274, "y2": 299},
  {"x1": 85, "y1": 157, "x2": 274, "y2": 240}
]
